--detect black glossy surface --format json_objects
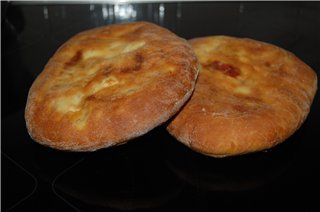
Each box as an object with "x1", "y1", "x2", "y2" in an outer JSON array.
[{"x1": 2, "y1": 2, "x2": 320, "y2": 211}]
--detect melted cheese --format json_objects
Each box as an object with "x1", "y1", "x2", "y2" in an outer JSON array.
[
  {"x1": 55, "y1": 93, "x2": 84, "y2": 113},
  {"x1": 88, "y1": 75, "x2": 120, "y2": 94},
  {"x1": 50, "y1": 40, "x2": 147, "y2": 117},
  {"x1": 235, "y1": 86, "x2": 252, "y2": 95},
  {"x1": 46, "y1": 34, "x2": 150, "y2": 130},
  {"x1": 123, "y1": 41, "x2": 145, "y2": 53},
  {"x1": 83, "y1": 41, "x2": 145, "y2": 60},
  {"x1": 53, "y1": 75, "x2": 120, "y2": 113}
]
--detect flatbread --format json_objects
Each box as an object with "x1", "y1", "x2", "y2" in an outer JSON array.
[
  {"x1": 167, "y1": 36, "x2": 317, "y2": 157},
  {"x1": 25, "y1": 22, "x2": 199, "y2": 151}
]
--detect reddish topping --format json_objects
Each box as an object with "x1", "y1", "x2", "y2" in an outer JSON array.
[{"x1": 204, "y1": 60, "x2": 240, "y2": 78}]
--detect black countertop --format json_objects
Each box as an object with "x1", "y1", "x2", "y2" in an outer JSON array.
[{"x1": 2, "y1": 2, "x2": 320, "y2": 211}]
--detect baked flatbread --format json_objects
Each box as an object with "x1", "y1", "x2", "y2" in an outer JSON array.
[
  {"x1": 25, "y1": 22, "x2": 198, "y2": 151},
  {"x1": 167, "y1": 36, "x2": 317, "y2": 157}
]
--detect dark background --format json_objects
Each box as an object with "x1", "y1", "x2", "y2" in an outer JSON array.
[{"x1": 2, "y1": 2, "x2": 320, "y2": 211}]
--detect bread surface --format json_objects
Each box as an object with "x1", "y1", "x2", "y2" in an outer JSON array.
[
  {"x1": 167, "y1": 36, "x2": 317, "y2": 157},
  {"x1": 25, "y1": 22, "x2": 199, "y2": 151}
]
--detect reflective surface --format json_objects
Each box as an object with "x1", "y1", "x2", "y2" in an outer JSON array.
[{"x1": 2, "y1": 2, "x2": 320, "y2": 211}]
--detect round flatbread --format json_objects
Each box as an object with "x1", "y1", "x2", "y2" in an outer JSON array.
[
  {"x1": 25, "y1": 22, "x2": 199, "y2": 151},
  {"x1": 167, "y1": 36, "x2": 317, "y2": 157}
]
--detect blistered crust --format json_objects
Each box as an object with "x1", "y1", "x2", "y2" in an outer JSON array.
[
  {"x1": 25, "y1": 22, "x2": 199, "y2": 151},
  {"x1": 167, "y1": 36, "x2": 317, "y2": 157}
]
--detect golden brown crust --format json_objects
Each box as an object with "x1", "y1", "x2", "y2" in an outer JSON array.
[
  {"x1": 25, "y1": 22, "x2": 199, "y2": 151},
  {"x1": 167, "y1": 36, "x2": 317, "y2": 157}
]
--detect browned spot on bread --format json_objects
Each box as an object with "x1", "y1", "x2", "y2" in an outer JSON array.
[
  {"x1": 120, "y1": 53, "x2": 144, "y2": 73},
  {"x1": 264, "y1": 61, "x2": 271, "y2": 67},
  {"x1": 242, "y1": 96, "x2": 262, "y2": 102},
  {"x1": 65, "y1": 50, "x2": 82, "y2": 68},
  {"x1": 135, "y1": 53, "x2": 144, "y2": 66},
  {"x1": 86, "y1": 95, "x2": 97, "y2": 101},
  {"x1": 247, "y1": 44, "x2": 264, "y2": 54},
  {"x1": 204, "y1": 60, "x2": 240, "y2": 78},
  {"x1": 232, "y1": 104, "x2": 249, "y2": 113},
  {"x1": 102, "y1": 65, "x2": 112, "y2": 76}
]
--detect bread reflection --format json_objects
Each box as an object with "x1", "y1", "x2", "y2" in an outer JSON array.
[
  {"x1": 52, "y1": 129, "x2": 183, "y2": 210},
  {"x1": 165, "y1": 133, "x2": 297, "y2": 192}
]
